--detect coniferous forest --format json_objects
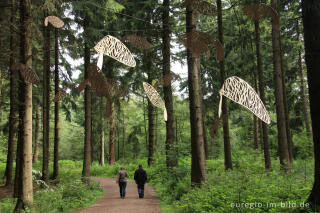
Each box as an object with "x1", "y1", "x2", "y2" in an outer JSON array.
[{"x1": 0, "y1": 0, "x2": 320, "y2": 212}]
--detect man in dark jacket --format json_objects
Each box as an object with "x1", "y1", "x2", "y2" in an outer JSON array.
[{"x1": 134, "y1": 164, "x2": 147, "y2": 198}]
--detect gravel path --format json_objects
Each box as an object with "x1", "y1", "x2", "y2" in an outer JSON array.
[{"x1": 73, "y1": 177, "x2": 163, "y2": 213}]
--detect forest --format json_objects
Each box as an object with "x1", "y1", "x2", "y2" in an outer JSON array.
[{"x1": 0, "y1": 0, "x2": 319, "y2": 212}]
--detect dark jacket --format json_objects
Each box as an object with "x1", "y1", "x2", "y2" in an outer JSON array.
[{"x1": 134, "y1": 168, "x2": 147, "y2": 184}]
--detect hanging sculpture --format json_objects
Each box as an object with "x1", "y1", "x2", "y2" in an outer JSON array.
[
  {"x1": 180, "y1": 30, "x2": 224, "y2": 61},
  {"x1": 153, "y1": 73, "x2": 180, "y2": 89},
  {"x1": 77, "y1": 79, "x2": 91, "y2": 93},
  {"x1": 181, "y1": 0, "x2": 217, "y2": 16},
  {"x1": 218, "y1": 76, "x2": 270, "y2": 124},
  {"x1": 94, "y1": 35, "x2": 136, "y2": 68},
  {"x1": 44, "y1": 16, "x2": 64, "y2": 28},
  {"x1": 53, "y1": 89, "x2": 67, "y2": 102},
  {"x1": 242, "y1": 3, "x2": 279, "y2": 24},
  {"x1": 122, "y1": 34, "x2": 152, "y2": 50},
  {"x1": 143, "y1": 82, "x2": 167, "y2": 121},
  {"x1": 11, "y1": 63, "x2": 40, "y2": 85}
]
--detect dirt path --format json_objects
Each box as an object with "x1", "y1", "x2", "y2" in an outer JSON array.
[{"x1": 74, "y1": 177, "x2": 163, "y2": 213}]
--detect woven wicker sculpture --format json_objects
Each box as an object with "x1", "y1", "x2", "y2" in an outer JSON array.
[
  {"x1": 53, "y1": 89, "x2": 67, "y2": 102},
  {"x1": 87, "y1": 64, "x2": 111, "y2": 98},
  {"x1": 77, "y1": 79, "x2": 91, "y2": 93},
  {"x1": 153, "y1": 73, "x2": 180, "y2": 89},
  {"x1": 180, "y1": 30, "x2": 224, "y2": 61},
  {"x1": 143, "y1": 82, "x2": 167, "y2": 121},
  {"x1": 242, "y1": 3, "x2": 279, "y2": 24},
  {"x1": 122, "y1": 34, "x2": 152, "y2": 50},
  {"x1": 44, "y1": 16, "x2": 64, "y2": 28},
  {"x1": 181, "y1": 0, "x2": 217, "y2": 16},
  {"x1": 11, "y1": 63, "x2": 40, "y2": 85},
  {"x1": 94, "y1": 35, "x2": 136, "y2": 68},
  {"x1": 219, "y1": 76, "x2": 270, "y2": 124}
]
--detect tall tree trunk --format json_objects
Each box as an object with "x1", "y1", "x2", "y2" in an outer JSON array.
[
  {"x1": 109, "y1": 101, "x2": 115, "y2": 165},
  {"x1": 5, "y1": 0, "x2": 17, "y2": 187},
  {"x1": 42, "y1": 20, "x2": 50, "y2": 183},
  {"x1": 296, "y1": 20, "x2": 311, "y2": 139},
  {"x1": 143, "y1": 97, "x2": 148, "y2": 151},
  {"x1": 252, "y1": 68, "x2": 258, "y2": 150},
  {"x1": 82, "y1": 16, "x2": 91, "y2": 178},
  {"x1": 53, "y1": 28, "x2": 59, "y2": 179},
  {"x1": 302, "y1": 1, "x2": 320, "y2": 210},
  {"x1": 32, "y1": 105, "x2": 40, "y2": 163},
  {"x1": 147, "y1": 75, "x2": 155, "y2": 167},
  {"x1": 217, "y1": 0, "x2": 232, "y2": 170},
  {"x1": 100, "y1": 98, "x2": 105, "y2": 166},
  {"x1": 254, "y1": 20, "x2": 271, "y2": 169},
  {"x1": 14, "y1": 0, "x2": 33, "y2": 210},
  {"x1": 122, "y1": 111, "x2": 125, "y2": 160},
  {"x1": 271, "y1": 0, "x2": 290, "y2": 169},
  {"x1": 186, "y1": 6, "x2": 206, "y2": 185}
]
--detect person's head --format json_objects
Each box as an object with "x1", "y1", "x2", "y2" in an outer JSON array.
[
  {"x1": 120, "y1": 167, "x2": 124, "y2": 170},
  {"x1": 138, "y1": 164, "x2": 142, "y2": 169}
]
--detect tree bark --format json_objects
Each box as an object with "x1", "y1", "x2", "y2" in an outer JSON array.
[
  {"x1": 100, "y1": 98, "x2": 105, "y2": 166},
  {"x1": 32, "y1": 105, "x2": 40, "y2": 163},
  {"x1": 252, "y1": 67, "x2": 258, "y2": 150},
  {"x1": 82, "y1": 16, "x2": 91, "y2": 178},
  {"x1": 254, "y1": 20, "x2": 271, "y2": 169},
  {"x1": 217, "y1": 0, "x2": 232, "y2": 170},
  {"x1": 271, "y1": 0, "x2": 290, "y2": 170},
  {"x1": 5, "y1": 0, "x2": 17, "y2": 187},
  {"x1": 297, "y1": 20, "x2": 311, "y2": 139},
  {"x1": 109, "y1": 101, "x2": 115, "y2": 165},
  {"x1": 147, "y1": 75, "x2": 155, "y2": 167},
  {"x1": 14, "y1": 0, "x2": 33, "y2": 210},
  {"x1": 53, "y1": 27, "x2": 59, "y2": 179},
  {"x1": 162, "y1": 0, "x2": 176, "y2": 167},
  {"x1": 186, "y1": 5, "x2": 206, "y2": 185},
  {"x1": 302, "y1": 1, "x2": 320, "y2": 210},
  {"x1": 42, "y1": 20, "x2": 50, "y2": 183}
]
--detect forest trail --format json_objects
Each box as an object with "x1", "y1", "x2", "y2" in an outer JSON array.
[{"x1": 73, "y1": 177, "x2": 163, "y2": 213}]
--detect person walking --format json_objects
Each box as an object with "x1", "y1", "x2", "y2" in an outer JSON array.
[
  {"x1": 134, "y1": 164, "x2": 147, "y2": 198},
  {"x1": 117, "y1": 167, "x2": 127, "y2": 199}
]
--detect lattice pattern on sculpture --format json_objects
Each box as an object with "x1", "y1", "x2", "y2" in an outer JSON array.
[
  {"x1": 180, "y1": 31, "x2": 212, "y2": 58},
  {"x1": 17, "y1": 63, "x2": 40, "y2": 85},
  {"x1": 242, "y1": 3, "x2": 279, "y2": 24},
  {"x1": 53, "y1": 89, "x2": 67, "y2": 102},
  {"x1": 219, "y1": 76, "x2": 270, "y2": 124},
  {"x1": 122, "y1": 34, "x2": 152, "y2": 50},
  {"x1": 143, "y1": 82, "x2": 167, "y2": 121},
  {"x1": 44, "y1": 16, "x2": 64, "y2": 28},
  {"x1": 181, "y1": 0, "x2": 217, "y2": 16},
  {"x1": 87, "y1": 64, "x2": 111, "y2": 98},
  {"x1": 94, "y1": 35, "x2": 136, "y2": 67},
  {"x1": 154, "y1": 73, "x2": 180, "y2": 89}
]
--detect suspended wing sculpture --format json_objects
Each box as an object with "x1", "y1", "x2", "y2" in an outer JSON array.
[
  {"x1": 94, "y1": 35, "x2": 136, "y2": 67},
  {"x1": 180, "y1": 30, "x2": 224, "y2": 61},
  {"x1": 143, "y1": 82, "x2": 167, "y2": 121},
  {"x1": 87, "y1": 64, "x2": 111, "y2": 98},
  {"x1": 218, "y1": 76, "x2": 270, "y2": 124},
  {"x1": 242, "y1": 3, "x2": 279, "y2": 24},
  {"x1": 44, "y1": 16, "x2": 64, "y2": 28},
  {"x1": 181, "y1": 0, "x2": 217, "y2": 16},
  {"x1": 122, "y1": 34, "x2": 152, "y2": 50},
  {"x1": 53, "y1": 89, "x2": 67, "y2": 102},
  {"x1": 153, "y1": 73, "x2": 180, "y2": 89},
  {"x1": 77, "y1": 79, "x2": 91, "y2": 93},
  {"x1": 12, "y1": 63, "x2": 40, "y2": 85}
]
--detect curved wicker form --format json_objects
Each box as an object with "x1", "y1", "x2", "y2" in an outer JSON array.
[
  {"x1": 44, "y1": 16, "x2": 64, "y2": 28},
  {"x1": 242, "y1": 3, "x2": 279, "y2": 24},
  {"x1": 143, "y1": 82, "x2": 167, "y2": 121},
  {"x1": 219, "y1": 76, "x2": 270, "y2": 124},
  {"x1": 122, "y1": 34, "x2": 152, "y2": 50},
  {"x1": 94, "y1": 35, "x2": 136, "y2": 67}
]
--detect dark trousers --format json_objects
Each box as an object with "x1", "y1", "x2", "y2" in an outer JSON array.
[
  {"x1": 137, "y1": 183, "x2": 145, "y2": 198},
  {"x1": 119, "y1": 182, "x2": 127, "y2": 198}
]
